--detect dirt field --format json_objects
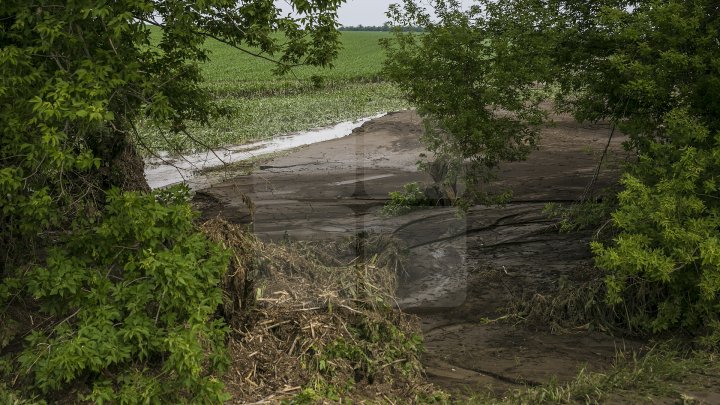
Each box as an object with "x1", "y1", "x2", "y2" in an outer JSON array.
[{"x1": 194, "y1": 110, "x2": 642, "y2": 395}]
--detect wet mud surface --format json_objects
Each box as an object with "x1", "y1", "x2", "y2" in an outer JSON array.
[{"x1": 192, "y1": 110, "x2": 642, "y2": 393}]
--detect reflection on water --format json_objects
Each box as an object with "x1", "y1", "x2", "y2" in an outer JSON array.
[{"x1": 144, "y1": 113, "x2": 387, "y2": 189}]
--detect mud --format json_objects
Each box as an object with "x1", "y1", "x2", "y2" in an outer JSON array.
[
  {"x1": 192, "y1": 110, "x2": 641, "y2": 394},
  {"x1": 144, "y1": 113, "x2": 386, "y2": 190}
]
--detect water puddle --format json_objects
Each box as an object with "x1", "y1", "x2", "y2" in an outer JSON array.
[
  {"x1": 144, "y1": 113, "x2": 387, "y2": 189},
  {"x1": 332, "y1": 174, "x2": 395, "y2": 186}
]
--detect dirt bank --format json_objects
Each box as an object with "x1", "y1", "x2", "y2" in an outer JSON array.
[{"x1": 194, "y1": 110, "x2": 638, "y2": 394}]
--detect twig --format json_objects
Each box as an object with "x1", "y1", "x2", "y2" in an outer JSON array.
[
  {"x1": 180, "y1": 128, "x2": 229, "y2": 169},
  {"x1": 336, "y1": 303, "x2": 363, "y2": 314},
  {"x1": 154, "y1": 289, "x2": 166, "y2": 325},
  {"x1": 407, "y1": 218, "x2": 555, "y2": 250},
  {"x1": 580, "y1": 123, "x2": 617, "y2": 202},
  {"x1": 380, "y1": 358, "x2": 407, "y2": 369},
  {"x1": 263, "y1": 320, "x2": 292, "y2": 330},
  {"x1": 137, "y1": 17, "x2": 298, "y2": 69}
]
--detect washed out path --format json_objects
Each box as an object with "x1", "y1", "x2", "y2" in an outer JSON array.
[{"x1": 183, "y1": 110, "x2": 639, "y2": 393}]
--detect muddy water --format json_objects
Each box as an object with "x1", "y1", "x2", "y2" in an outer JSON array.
[
  {"x1": 189, "y1": 111, "x2": 643, "y2": 394},
  {"x1": 144, "y1": 113, "x2": 386, "y2": 190}
]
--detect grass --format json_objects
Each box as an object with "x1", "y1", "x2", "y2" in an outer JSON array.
[
  {"x1": 268, "y1": 338, "x2": 720, "y2": 404},
  {"x1": 200, "y1": 31, "x2": 391, "y2": 95},
  {"x1": 467, "y1": 346, "x2": 720, "y2": 405},
  {"x1": 139, "y1": 30, "x2": 410, "y2": 155}
]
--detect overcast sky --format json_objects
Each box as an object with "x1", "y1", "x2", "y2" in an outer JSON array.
[
  {"x1": 277, "y1": 0, "x2": 476, "y2": 27},
  {"x1": 336, "y1": 0, "x2": 410, "y2": 26}
]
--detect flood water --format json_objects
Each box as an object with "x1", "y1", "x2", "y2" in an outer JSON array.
[{"x1": 144, "y1": 113, "x2": 387, "y2": 189}]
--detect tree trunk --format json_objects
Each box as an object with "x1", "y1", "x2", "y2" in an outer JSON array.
[
  {"x1": 105, "y1": 139, "x2": 150, "y2": 192},
  {"x1": 93, "y1": 128, "x2": 150, "y2": 193}
]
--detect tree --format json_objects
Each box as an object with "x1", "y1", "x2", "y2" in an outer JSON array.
[
  {"x1": 1, "y1": 0, "x2": 344, "y2": 263},
  {"x1": 1, "y1": 0, "x2": 344, "y2": 401},
  {"x1": 381, "y1": 0, "x2": 553, "y2": 206},
  {"x1": 581, "y1": 0, "x2": 720, "y2": 337},
  {"x1": 383, "y1": 0, "x2": 720, "y2": 338}
]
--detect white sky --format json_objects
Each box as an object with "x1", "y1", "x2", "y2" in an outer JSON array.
[
  {"x1": 337, "y1": 0, "x2": 399, "y2": 26},
  {"x1": 277, "y1": 0, "x2": 476, "y2": 27}
]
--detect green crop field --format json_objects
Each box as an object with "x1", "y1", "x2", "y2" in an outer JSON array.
[{"x1": 140, "y1": 31, "x2": 411, "y2": 154}]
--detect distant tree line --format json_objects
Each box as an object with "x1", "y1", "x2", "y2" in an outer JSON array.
[{"x1": 339, "y1": 24, "x2": 423, "y2": 32}]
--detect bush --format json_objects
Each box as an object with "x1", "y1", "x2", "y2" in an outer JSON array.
[
  {"x1": 4, "y1": 186, "x2": 230, "y2": 403},
  {"x1": 382, "y1": 182, "x2": 433, "y2": 216},
  {"x1": 591, "y1": 110, "x2": 720, "y2": 337}
]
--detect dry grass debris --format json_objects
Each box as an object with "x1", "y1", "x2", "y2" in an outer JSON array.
[
  {"x1": 200, "y1": 220, "x2": 438, "y2": 403},
  {"x1": 201, "y1": 219, "x2": 258, "y2": 330},
  {"x1": 507, "y1": 276, "x2": 614, "y2": 334}
]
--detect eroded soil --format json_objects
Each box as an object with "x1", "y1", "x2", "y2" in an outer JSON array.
[{"x1": 195, "y1": 110, "x2": 643, "y2": 396}]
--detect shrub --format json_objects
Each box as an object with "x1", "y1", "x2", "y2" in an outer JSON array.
[
  {"x1": 382, "y1": 182, "x2": 433, "y2": 216},
  {"x1": 5, "y1": 186, "x2": 230, "y2": 402},
  {"x1": 591, "y1": 110, "x2": 720, "y2": 336}
]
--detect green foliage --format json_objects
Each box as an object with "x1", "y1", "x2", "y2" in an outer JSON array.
[
  {"x1": 338, "y1": 25, "x2": 424, "y2": 32},
  {"x1": 140, "y1": 82, "x2": 409, "y2": 153},
  {"x1": 382, "y1": 182, "x2": 433, "y2": 216},
  {"x1": 480, "y1": 346, "x2": 720, "y2": 405},
  {"x1": 0, "y1": 383, "x2": 44, "y2": 405},
  {"x1": 592, "y1": 111, "x2": 720, "y2": 334},
  {"x1": 137, "y1": 30, "x2": 409, "y2": 153},
  {"x1": 386, "y1": 0, "x2": 720, "y2": 338},
  {"x1": 7, "y1": 187, "x2": 230, "y2": 402},
  {"x1": 382, "y1": 1, "x2": 552, "y2": 203},
  {"x1": 197, "y1": 31, "x2": 391, "y2": 94},
  {"x1": 319, "y1": 323, "x2": 424, "y2": 380},
  {"x1": 544, "y1": 198, "x2": 616, "y2": 234},
  {"x1": 1, "y1": 0, "x2": 345, "y2": 262},
  {"x1": 289, "y1": 383, "x2": 344, "y2": 404},
  {"x1": 571, "y1": 1, "x2": 720, "y2": 336},
  {"x1": 1, "y1": 0, "x2": 346, "y2": 401},
  {"x1": 295, "y1": 315, "x2": 424, "y2": 402}
]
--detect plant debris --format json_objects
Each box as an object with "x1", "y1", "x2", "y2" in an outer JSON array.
[{"x1": 200, "y1": 220, "x2": 439, "y2": 403}]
